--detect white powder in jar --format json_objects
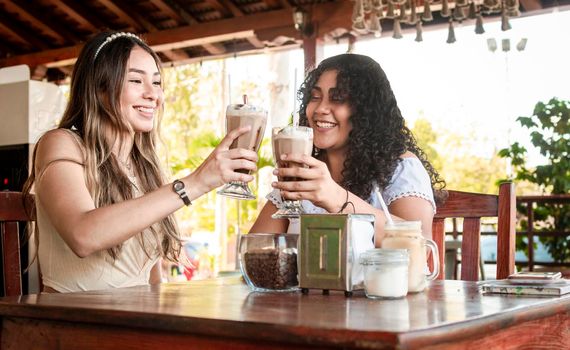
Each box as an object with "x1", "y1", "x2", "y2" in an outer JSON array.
[{"x1": 363, "y1": 264, "x2": 408, "y2": 299}]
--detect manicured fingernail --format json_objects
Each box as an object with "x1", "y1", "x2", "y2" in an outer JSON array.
[
  {"x1": 272, "y1": 169, "x2": 278, "y2": 175},
  {"x1": 271, "y1": 182, "x2": 277, "y2": 187}
]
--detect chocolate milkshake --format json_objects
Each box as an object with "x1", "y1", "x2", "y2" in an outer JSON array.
[
  {"x1": 226, "y1": 103, "x2": 267, "y2": 174},
  {"x1": 217, "y1": 98, "x2": 267, "y2": 200},
  {"x1": 272, "y1": 126, "x2": 313, "y2": 181}
]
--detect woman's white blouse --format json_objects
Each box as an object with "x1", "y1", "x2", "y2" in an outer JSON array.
[{"x1": 266, "y1": 157, "x2": 436, "y2": 234}]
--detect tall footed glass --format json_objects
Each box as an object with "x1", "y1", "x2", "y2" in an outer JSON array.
[
  {"x1": 217, "y1": 99, "x2": 267, "y2": 200},
  {"x1": 271, "y1": 126, "x2": 313, "y2": 219}
]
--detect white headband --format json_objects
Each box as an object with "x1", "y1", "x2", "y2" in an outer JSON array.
[{"x1": 94, "y1": 32, "x2": 140, "y2": 60}]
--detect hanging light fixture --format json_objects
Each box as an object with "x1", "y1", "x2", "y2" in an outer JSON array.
[
  {"x1": 293, "y1": 7, "x2": 314, "y2": 36},
  {"x1": 415, "y1": 21, "x2": 423, "y2": 42},
  {"x1": 446, "y1": 20, "x2": 457, "y2": 44},
  {"x1": 345, "y1": 0, "x2": 521, "y2": 43}
]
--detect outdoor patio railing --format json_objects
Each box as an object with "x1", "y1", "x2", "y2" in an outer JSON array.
[{"x1": 516, "y1": 194, "x2": 570, "y2": 271}]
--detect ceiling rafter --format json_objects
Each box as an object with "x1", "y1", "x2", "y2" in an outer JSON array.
[
  {"x1": 0, "y1": 9, "x2": 51, "y2": 49},
  {"x1": 5, "y1": 0, "x2": 82, "y2": 45},
  {"x1": 0, "y1": 1, "x2": 352, "y2": 69},
  {"x1": 52, "y1": 0, "x2": 101, "y2": 33},
  {"x1": 97, "y1": 0, "x2": 144, "y2": 32},
  {"x1": 0, "y1": 0, "x2": 66, "y2": 45},
  {"x1": 146, "y1": 0, "x2": 198, "y2": 24}
]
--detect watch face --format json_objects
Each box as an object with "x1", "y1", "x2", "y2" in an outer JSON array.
[{"x1": 173, "y1": 181, "x2": 184, "y2": 191}]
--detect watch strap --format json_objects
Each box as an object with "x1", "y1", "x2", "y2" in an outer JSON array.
[{"x1": 173, "y1": 180, "x2": 192, "y2": 206}]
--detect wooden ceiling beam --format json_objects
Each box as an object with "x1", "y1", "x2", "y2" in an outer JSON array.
[
  {"x1": 97, "y1": 0, "x2": 144, "y2": 32},
  {"x1": 246, "y1": 36, "x2": 265, "y2": 49},
  {"x1": 53, "y1": 0, "x2": 101, "y2": 32},
  {"x1": 0, "y1": 9, "x2": 51, "y2": 49},
  {"x1": 0, "y1": 0, "x2": 66, "y2": 45},
  {"x1": 148, "y1": 0, "x2": 185, "y2": 24},
  {"x1": 203, "y1": 43, "x2": 226, "y2": 55},
  {"x1": 202, "y1": 0, "x2": 241, "y2": 18},
  {"x1": 0, "y1": 1, "x2": 351, "y2": 68},
  {"x1": 6, "y1": 0, "x2": 82, "y2": 44},
  {"x1": 161, "y1": 49, "x2": 191, "y2": 62}
]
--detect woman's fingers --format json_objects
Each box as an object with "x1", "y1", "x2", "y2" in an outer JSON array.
[
  {"x1": 273, "y1": 166, "x2": 318, "y2": 180},
  {"x1": 226, "y1": 147, "x2": 258, "y2": 163},
  {"x1": 218, "y1": 125, "x2": 252, "y2": 150},
  {"x1": 272, "y1": 179, "x2": 318, "y2": 192},
  {"x1": 279, "y1": 153, "x2": 320, "y2": 168}
]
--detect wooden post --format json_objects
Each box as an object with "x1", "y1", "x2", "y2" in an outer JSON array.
[{"x1": 302, "y1": 33, "x2": 323, "y2": 75}]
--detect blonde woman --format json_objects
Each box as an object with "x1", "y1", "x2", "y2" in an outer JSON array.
[{"x1": 23, "y1": 32, "x2": 257, "y2": 293}]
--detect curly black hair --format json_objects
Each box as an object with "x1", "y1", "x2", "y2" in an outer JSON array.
[{"x1": 298, "y1": 53, "x2": 446, "y2": 202}]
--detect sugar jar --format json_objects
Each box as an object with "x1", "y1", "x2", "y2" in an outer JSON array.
[
  {"x1": 359, "y1": 249, "x2": 409, "y2": 299},
  {"x1": 381, "y1": 221, "x2": 439, "y2": 293}
]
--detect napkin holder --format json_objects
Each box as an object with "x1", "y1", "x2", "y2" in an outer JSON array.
[{"x1": 298, "y1": 213, "x2": 375, "y2": 296}]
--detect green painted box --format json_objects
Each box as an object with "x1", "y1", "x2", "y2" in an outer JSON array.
[{"x1": 299, "y1": 214, "x2": 375, "y2": 294}]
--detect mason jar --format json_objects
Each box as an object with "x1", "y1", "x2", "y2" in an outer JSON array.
[{"x1": 359, "y1": 249, "x2": 409, "y2": 299}]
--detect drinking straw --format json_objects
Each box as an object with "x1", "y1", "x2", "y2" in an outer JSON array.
[{"x1": 375, "y1": 188, "x2": 394, "y2": 226}]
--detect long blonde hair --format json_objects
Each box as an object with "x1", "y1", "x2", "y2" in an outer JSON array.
[{"x1": 23, "y1": 31, "x2": 181, "y2": 261}]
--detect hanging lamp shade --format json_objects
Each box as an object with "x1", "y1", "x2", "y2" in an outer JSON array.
[
  {"x1": 415, "y1": 21, "x2": 423, "y2": 42},
  {"x1": 385, "y1": 2, "x2": 396, "y2": 19},
  {"x1": 501, "y1": 7, "x2": 511, "y2": 31},
  {"x1": 368, "y1": 11, "x2": 383, "y2": 37},
  {"x1": 392, "y1": 18, "x2": 403, "y2": 39},
  {"x1": 441, "y1": 0, "x2": 451, "y2": 17},
  {"x1": 453, "y1": 5, "x2": 466, "y2": 21},
  {"x1": 468, "y1": 2, "x2": 477, "y2": 19},
  {"x1": 422, "y1": 0, "x2": 434, "y2": 21},
  {"x1": 409, "y1": 0, "x2": 418, "y2": 24},
  {"x1": 352, "y1": 0, "x2": 365, "y2": 23},
  {"x1": 475, "y1": 14, "x2": 485, "y2": 34},
  {"x1": 446, "y1": 20, "x2": 456, "y2": 43},
  {"x1": 483, "y1": 0, "x2": 500, "y2": 9}
]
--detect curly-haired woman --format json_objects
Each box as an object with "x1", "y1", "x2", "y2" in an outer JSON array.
[
  {"x1": 250, "y1": 54, "x2": 445, "y2": 244},
  {"x1": 23, "y1": 31, "x2": 258, "y2": 292}
]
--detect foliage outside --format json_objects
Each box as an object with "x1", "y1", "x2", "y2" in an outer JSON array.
[{"x1": 498, "y1": 98, "x2": 570, "y2": 263}]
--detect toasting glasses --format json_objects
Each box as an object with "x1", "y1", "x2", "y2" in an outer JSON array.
[
  {"x1": 217, "y1": 97, "x2": 267, "y2": 200},
  {"x1": 271, "y1": 126, "x2": 313, "y2": 219}
]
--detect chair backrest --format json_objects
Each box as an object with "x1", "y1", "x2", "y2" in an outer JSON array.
[
  {"x1": 0, "y1": 191, "x2": 34, "y2": 296},
  {"x1": 432, "y1": 182, "x2": 516, "y2": 281}
]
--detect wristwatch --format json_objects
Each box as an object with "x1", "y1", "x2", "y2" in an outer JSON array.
[{"x1": 172, "y1": 180, "x2": 191, "y2": 206}]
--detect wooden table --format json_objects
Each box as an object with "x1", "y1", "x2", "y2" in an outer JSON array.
[{"x1": 0, "y1": 279, "x2": 568, "y2": 349}]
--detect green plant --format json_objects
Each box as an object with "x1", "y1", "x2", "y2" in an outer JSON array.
[{"x1": 498, "y1": 97, "x2": 570, "y2": 263}]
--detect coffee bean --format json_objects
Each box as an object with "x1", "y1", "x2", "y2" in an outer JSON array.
[{"x1": 244, "y1": 249, "x2": 298, "y2": 290}]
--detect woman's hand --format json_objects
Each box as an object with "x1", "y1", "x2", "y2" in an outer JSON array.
[
  {"x1": 188, "y1": 126, "x2": 258, "y2": 194},
  {"x1": 271, "y1": 153, "x2": 346, "y2": 213}
]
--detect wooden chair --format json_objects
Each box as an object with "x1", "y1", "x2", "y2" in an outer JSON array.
[
  {"x1": 432, "y1": 182, "x2": 516, "y2": 281},
  {"x1": 0, "y1": 191, "x2": 35, "y2": 296}
]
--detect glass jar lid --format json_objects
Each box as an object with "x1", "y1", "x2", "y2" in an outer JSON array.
[
  {"x1": 384, "y1": 220, "x2": 422, "y2": 231},
  {"x1": 359, "y1": 248, "x2": 409, "y2": 266}
]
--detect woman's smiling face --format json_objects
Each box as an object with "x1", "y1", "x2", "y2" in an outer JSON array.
[{"x1": 305, "y1": 69, "x2": 353, "y2": 153}]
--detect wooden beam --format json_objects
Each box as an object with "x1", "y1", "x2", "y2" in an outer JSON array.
[
  {"x1": 0, "y1": 1, "x2": 351, "y2": 68},
  {"x1": 161, "y1": 49, "x2": 191, "y2": 62},
  {"x1": 150, "y1": 0, "x2": 198, "y2": 25},
  {"x1": 0, "y1": 0, "x2": 66, "y2": 45},
  {"x1": 97, "y1": 0, "x2": 143, "y2": 31},
  {"x1": 246, "y1": 36, "x2": 265, "y2": 49},
  {"x1": 203, "y1": 43, "x2": 226, "y2": 55},
  {"x1": 8, "y1": 0, "x2": 82, "y2": 44},
  {"x1": 0, "y1": 9, "x2": 51, "y2": 49},
  {"x1": 53, "y1": 0, "x2": 101, "y2": 32}
]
